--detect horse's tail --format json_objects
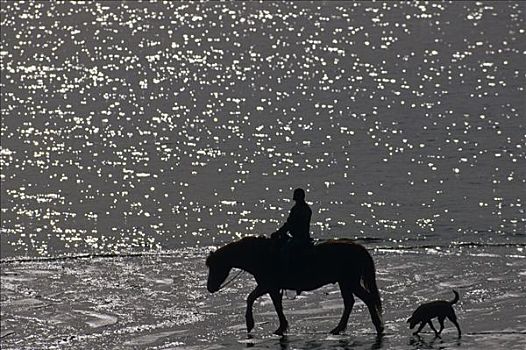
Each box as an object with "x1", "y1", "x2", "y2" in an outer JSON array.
[{"x1": 361, "y1": 248, "x2": 382, "y2": 313}]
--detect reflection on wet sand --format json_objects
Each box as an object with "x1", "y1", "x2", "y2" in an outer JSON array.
[{"x1": 1, "y1": 245, "x2": 525, "y2": 349}]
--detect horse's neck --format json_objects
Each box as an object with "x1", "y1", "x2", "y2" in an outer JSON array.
[{"x1": 223, "y1": 238, "x2": 266, "y2": 273}]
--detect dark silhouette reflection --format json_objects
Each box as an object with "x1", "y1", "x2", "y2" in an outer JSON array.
[
  {"x1": 409, "y1": 334, "x2": 441, "y2": 349},
  {"x1": 340, "y1": 334, "x2": 384, "y2": 350},
  {"x1": 244, "y1": 334, "x2": 255, "y2": 348},
  {"x1": 335, "y1": 334, "x2": 384, "y2": 350},
  {"x1": 371, "y1": 334, "x2": 385, "y2": 350},
  {"x1": 245, "y1": 334, "x2": 386, "y2": 350},
  {"x1": 278, "y1": 335, "x2": 289, "y2": 350},
  {"x1": 333, "y1": 338, "x2": 354, "y2": 350}
]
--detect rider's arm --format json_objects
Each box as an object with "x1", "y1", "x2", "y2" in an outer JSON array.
[{"x1": 276, "y1": 206, "x2": 296, "y2": 236}]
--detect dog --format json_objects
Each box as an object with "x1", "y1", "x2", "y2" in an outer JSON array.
[{"x1": 407, "y1": 290, "x2": 461, "y2": 338}]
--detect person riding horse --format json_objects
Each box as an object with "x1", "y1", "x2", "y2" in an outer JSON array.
[{"x1": 271, "y1": 188, "x2": 313, "y2": 276}]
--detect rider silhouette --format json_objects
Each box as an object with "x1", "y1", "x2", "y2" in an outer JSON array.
[{"x1": 272, "y1": 188, "x2": 312, "y2": 277}]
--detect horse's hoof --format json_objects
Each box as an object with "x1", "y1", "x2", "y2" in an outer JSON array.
[
  {"x1": 273, "y1": 324, "x2": 288, "y2": 336},
  {"x1": 274, "y1": 329, "x2": 287, "y2": 336},
  {"x1": 246, "y1": 313, "x2": 255, "y2": 333},
  {"x1": 330, "y1": 327, "x2": 343, "y2": 335}
]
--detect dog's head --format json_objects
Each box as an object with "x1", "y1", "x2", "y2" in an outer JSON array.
[{"x1": 407, "y1": 317, "x2": 417, "y2": 329}]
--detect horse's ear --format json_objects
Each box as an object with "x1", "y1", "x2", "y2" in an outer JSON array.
[{"x1": 205, "y1": 250, "x2": 215, "y2": 267}]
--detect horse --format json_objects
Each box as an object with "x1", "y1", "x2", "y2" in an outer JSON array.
[{"x1": 206, "y1": 236, "x2": 384, "y2": 336}]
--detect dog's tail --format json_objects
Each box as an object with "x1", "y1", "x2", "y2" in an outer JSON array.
[{"x1": 450, "y1": 290, "x2": 460, "y2": 305}]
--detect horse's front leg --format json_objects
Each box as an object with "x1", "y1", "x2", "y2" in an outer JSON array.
[
  {"x1": 246, "y1": 285, "x2": 267, "y2": 333},
  {"x1": 269, "y1": 289, "x2": 289, "y2": 336}
]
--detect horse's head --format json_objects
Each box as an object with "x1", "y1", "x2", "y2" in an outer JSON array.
[
  {"x1": 205, "y1": 250, "x2": 231, "y2": 293},
  {"x1": 407, "y1": 316, "x2": 417, "y2": 329},
  {"x1": 205, "y1": 237, "x2": 269, "y2": 293}
]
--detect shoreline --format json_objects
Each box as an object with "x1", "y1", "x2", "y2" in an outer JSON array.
[{"x1": 2, "y1": 240, "x2": 525, "y2": 264}]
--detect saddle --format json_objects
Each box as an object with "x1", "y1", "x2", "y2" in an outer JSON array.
[{"x1": 271, "y1": 237, "x2": 315, "y2": 289}]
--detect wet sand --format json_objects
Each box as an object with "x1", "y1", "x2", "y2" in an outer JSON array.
[
  {"x1": 1, "y1": 1, "x2": 525, "y2": 259},
  {"x1": 1, "y1": 244, "x2": 525, "y2": 349}
]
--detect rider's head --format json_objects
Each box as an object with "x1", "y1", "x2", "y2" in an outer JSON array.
[{"x1": 293, "y1": 188, "x2": 306, "y2": 201}]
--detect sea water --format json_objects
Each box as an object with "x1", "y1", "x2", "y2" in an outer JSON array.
[{"x1": 1, "y1": 1, "x2": 524, "y2": 258}]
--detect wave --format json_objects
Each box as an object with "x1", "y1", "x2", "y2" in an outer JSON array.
[
  {"x1": 1, "y1": 241, "x2": 525, "y2": 264},
  {"x1": 374, "y1": 241, "x2": 526, "y2": 250},
  {"x1": 0, "y1": 250, "x2": 185, "y2": 264}
]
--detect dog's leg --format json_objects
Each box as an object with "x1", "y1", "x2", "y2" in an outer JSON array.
[
  {"x1": 414, "y1": 321, "x2": 426, "y2": 335},
  {"x1": 330, "y1": 281, "x2": 355, "y2": 335},
  {"x1": 269, "y1": 289, "x2": 288, "y2": 335},
  {"x1": 428, "y1": 320, "x2": 440, "y2": 337},
  {"x1": 447, "y1": 314, "x2": 462, "y2": 338},
  {"x1": 245, "y1": 285, "x2": 267, "y2": 333},
  {"x1": 437, "y1": 316, "x2": 445, "y2": 335},
  {"x1": 353, "y1": 285, "x2": 384, "y2": 335}
]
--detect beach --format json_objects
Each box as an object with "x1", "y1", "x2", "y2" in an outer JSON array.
[{"x1": 2, "y1": 244, "x2": 525, "y2": 349}]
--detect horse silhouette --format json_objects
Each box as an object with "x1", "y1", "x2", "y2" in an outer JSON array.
[{"x1": 206, "y1": 236, "x2": 383, "y2": 336}]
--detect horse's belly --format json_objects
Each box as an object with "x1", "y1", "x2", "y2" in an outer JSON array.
[{"x1": 282, "y1": 274, "x2": 337, "y2": 291}]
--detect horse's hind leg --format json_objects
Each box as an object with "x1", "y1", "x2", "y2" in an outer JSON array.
[
  {"x1": 330, "y1": 282, "x2": 355, "y2": 335},
  {"x1": 269, "y1": 290, "x2": 289, "y2": 335},
  {"x1": 352, "y1": 285, "x2": 384, "y2": 335}
]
